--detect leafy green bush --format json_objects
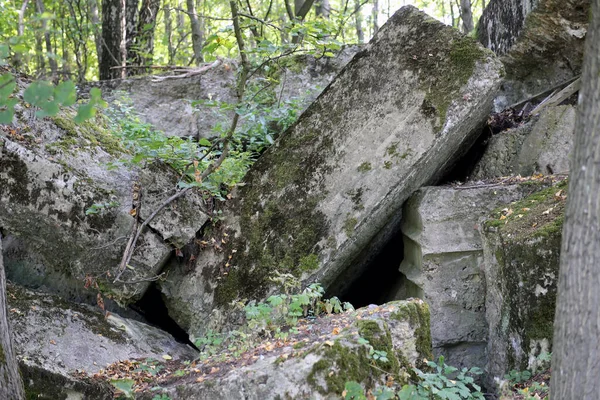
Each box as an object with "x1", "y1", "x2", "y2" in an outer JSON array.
[
  {"x1": 345, "y1": 356, "x2": 484, "y2": 400},
  {"x1": 105, "y1": 95, "x2": 252, "y2": 201},
  {"x1": 194, "y1": 273, "x2": 353, "y2": 361}
]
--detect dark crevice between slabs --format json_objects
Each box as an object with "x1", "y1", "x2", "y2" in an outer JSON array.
[{"x1": 131, "y1": 282, "x2": 200, "y2": 351}]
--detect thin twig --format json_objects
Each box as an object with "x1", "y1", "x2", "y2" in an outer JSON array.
[{"x1": 238, "y1": 12, "x2": 284, "y2": 31}]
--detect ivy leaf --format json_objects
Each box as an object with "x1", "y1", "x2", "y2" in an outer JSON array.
[
  {"x1": 74, "y1": 103, "x2": 95, "y2": 123},
  {"x1": 0, "y1": 73, "x2": 16, "y2": 99},
  {"x1": 110, "y1": 378, "x2": 135, "y2": 399},
  {"x1": 0, "y1": 99, "x2": 17, "y2": 123},
  {"x1": 24, "y1": 80, "x2": 53, "y2": 107},
  {"x1": 54, "y1": 80, "x2": 76, "y2": 107},
  {"x1": 343, "y1": 381, "x2": 366, "y2": 400}
]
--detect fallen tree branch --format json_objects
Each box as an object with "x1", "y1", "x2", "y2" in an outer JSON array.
[{"x1": 150, "y1": 58, "x2": 222, "y2": 82}]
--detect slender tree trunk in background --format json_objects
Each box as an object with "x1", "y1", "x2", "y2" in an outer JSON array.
[
  {"x1": 164, "y1": 0, "x2": 175, "y2": 64},
  {"x1": 35, "y1": 0, "x2": 58, "y2": 79},
  {"x1": 175, "y1": 0, "x2": 187, "y2": 62},
  {"x1": 371, "y1": 0, "x2": 378, "y2": 35},
  {"x1": 315, "y1": 0, "x2": 329, "y2": 18},
  {"x1": 354, "y1": 0, "x2": 363, "y2": 43},
  {"x1": 482, "y1": 0, "x2": 486, "y2": 10},
  {"x1": 88, "y1": 0, "x2": 102, "y2": 73},
  {"x1": 551, "y1": 1, "x2": 600, "y2": 398},
  {"x1": 100, "y1": 0, "x2": 126, "y2": 80},
  {"x1": 450, "y1": 0, "x2": 456, "y2": 28},
  {"x1": 459, "y1": 0, "x2": 473, "y2": 33},
  {"x1": 0, "y1": 236, "x2": 25, "y2": 400},
  {"x1": 186, "y1": 0, "x2": 204, "y2": 64},
  {"x1": 35, "y1": 33, "x2": 45, "y2": 72},
  {"x1": 129, "y1": 0, "x2": 160, "y2": 73},
  {"x1": 125, "y1": 0, "x2": 140, "y2": 67},
  {"x1": 14, "y1": 0, "x2": 30, "y2": 69}
]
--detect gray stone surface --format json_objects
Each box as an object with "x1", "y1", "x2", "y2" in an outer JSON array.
[
  {"x1": 472, "y1": 105, "x2": 575, "y2": 179},
  {"x1": 478, "y1": 0, "x2": 589, "y2": 107},
  {"x1": 398, "y1": 184, "x2": 540, "y2": 370},
  {"x1": 7, "y1": 284, "x2": 196, "y2": 399},
  {"x1": 481, "y1": 182, "x2": 563, "y2": 387},
  {"x1": 158, "y1": 6, "x2": 504, "y2": 336},
  {"x1": 0, "y1": 96, "x2": 207, "y2": 306},
  {"x1": 96, "y1": 47, "x2": 360, "y2": 139},
  {"x1": 138, "y1": 300, "x2": 431, "y2": 400}
]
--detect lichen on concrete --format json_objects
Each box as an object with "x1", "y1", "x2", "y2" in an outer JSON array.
[{"x1": 483, "y1": 179, "x2": 566, "y2": 381}]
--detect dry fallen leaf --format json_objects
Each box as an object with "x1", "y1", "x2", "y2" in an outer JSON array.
[
  {"x1": 332, "y1": 327, "x2": 341, "y2": 335},
  {"x1": 324, "y1": 340, "x2": 334, "y2": 347}
]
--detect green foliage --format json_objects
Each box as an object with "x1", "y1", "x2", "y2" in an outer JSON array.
[
  {"x1": 134, "y1": 358, "x2": 165, "y2": 376},
  {"x1": 0, "y1": 73, "x2": 17, "y2": 123},
  {"x1": 194, "y1": 274, "x2": 353, "y2": 362},
  {"x1": 110, "y1": 378, "x2": 135, "y2": 399},
  {"x1": 402, "y1": 356, "x2": 484, "y2": 400},
  {"x1": 151, "y1": 395, "x2": 172, "y2": 400},
  {"x1": 346, "y1": 356, "x2": 484, "y2": 400},
  {"x1": 106, "y1": 95, "x2": 252, "y2": 201},
  {"x1": 85, "y1": 200, "x2": 120, "y2": 215},
  {"x1": 505, "y1": 369, "x2": 532, "y2": 384}
]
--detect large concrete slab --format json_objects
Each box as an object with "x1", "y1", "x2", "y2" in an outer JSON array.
[
  {"x1": 159, "y1": 6, "x2": 504, "y2": 336},
  {"x1": 398, "y1": 184, "x2": 541, "y2": 370}
]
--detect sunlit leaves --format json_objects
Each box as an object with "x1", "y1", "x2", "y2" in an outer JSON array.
[
  {"x1": 75, "y1": 87, "x2": 107, "y2": 123},
  {"x1": 23, "y1": 80, "x2": 79, "y2": 118}
]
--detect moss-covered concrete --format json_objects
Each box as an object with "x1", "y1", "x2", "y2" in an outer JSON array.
[
  {"x1": 484, "y1": 179, "x2": 566, "y2": 373},
  {"x1": 51, "y1": 112, "x2": 124, "y2": 156},
  {"x1": 391, "y1": 301, "x2": 433, "y2": 365}
]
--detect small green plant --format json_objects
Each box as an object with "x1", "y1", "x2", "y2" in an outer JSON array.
[
  {"x1": 402, "y1": 356, "x2": 484, "y2": 400},
  {"x1": 134, "y1": 358, "x2": 164, "y2": 376},
  {"x1": 110, "y1": 378, "x2": 135, "y2": 399},
  {"x1": 347, "y1": 356, "x2": 484, "y2": 400},
  {"x1": 505, "y1": 369, "x2": 532, "y2": 384},
  {"x1": 194, "y1": 275, "x2": 353, "y2": 362},
  {"x1": 151, "y1": 394, "x2": 171, "y2": 400},
  {"x1": 85, "y1": 200, "x2": 120, "y2": 215}
]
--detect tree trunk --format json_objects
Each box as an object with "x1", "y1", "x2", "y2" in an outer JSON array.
[
  {"x1": 551, "y1": 1, "x2": 600, "y2": 398},
  {"x1": 164, "y1": 0, "x2": 175, "y2": 64},
  {"x1": 315, "y1": 0, "x2": 329, "y2": 18},
  {"x1": 128, "y1": 0, "x2": 161, "y2": 73},
  {"x1": 371, "y1": 0, "x2": 378, "y2": 36},
  {"x1": 450, "y1": 0, "x2": 456, "y2": 28},
  {"x1": 13, "y1": 0, "x2": 30, "y2": 69},
  {"x1": 88, "y1": 0, "x2": 102, "y2": 75},
  {"x1": 0, "y1": 236, "x2": 25, "y2": 400},
  {"x1": 186, "y1": 0, "x2": 204, "y2": 65},
  {"x1": 354, "y1": 0, "x2": 364, "y2": 43},
  {"x1": 100, "y1": 0, "x2": 126, "y2": 79},
  {"x1": 125, "y1": 0, "x2": 140, "y2": 64},
  {"x1": 36, "y1": 0, "x2": 58, "y2": 78},
  {"x1": 459, "y1": 0, "x2": 473, "y2": 33}
]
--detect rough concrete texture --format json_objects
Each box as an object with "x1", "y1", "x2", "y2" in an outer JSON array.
[
  {"x1": 398, "y1": 183, "x2": 542, "y2": 370},
  {"x1": 95, "y1": 47, "x2": 360, "y2": 139},
  {"x1": 0, "y1": 97, "x2": 207, "y2": 306},
  {"x1": 478, "y1": 0, "x2": 590, "y2": 107},
  {"x1": 472, "y1": 105, "x2": 575, "y2": 179},
  {"x1": 158, "y1": 6, "x2": 503, "y2": 336},
  {"x1": 138, "y1": 300, "x2": 431, "y2": 400},
  {"x1": 478, "y1": 0, "x2": 539, "y2": 56},
  {"x1": 482, "y1": 181, "x2": 564, "y2": 387},
  {"x1": 7, "y1": 284, "x2": 197, "y2": 399}
]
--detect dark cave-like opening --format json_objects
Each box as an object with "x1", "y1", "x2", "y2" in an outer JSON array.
[
  {"x1": 337, "y1": 229, "x2": 409, "y2": 309},
  {"x1": 439, "y1": 126, "x2": 494, "y2": 184},
  {"x1": 131, "y1": 284, "x2": 199, "y2": 351}
]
